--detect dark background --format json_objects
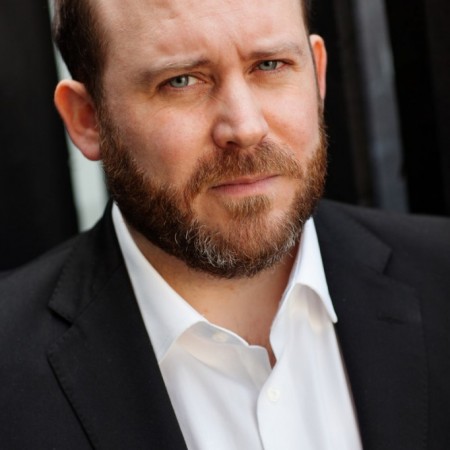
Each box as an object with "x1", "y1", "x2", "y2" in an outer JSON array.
[{"x1": 1, "y1": 0, "x2": 449, "y2": 269}]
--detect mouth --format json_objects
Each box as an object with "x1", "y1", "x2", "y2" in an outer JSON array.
[{"x1": 211, "y1": 174, "x2": 279, "y2": 196}]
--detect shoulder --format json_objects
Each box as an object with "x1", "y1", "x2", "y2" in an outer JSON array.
[
  {"x1": 0, "y1": 215, "x2": 110, "y2": 350},
  {"x1": 315, "y1": 200, "x2": 450, "y2": 318},
  {"x1": 0, "y1": 205, "x2": 117, "y2": 314},
  {"x1": 0, "y1": 236, "x2": 77, "y2": 305},
  {"x1": 316, "y1": 199, "x2": 450, "y2": 257},
  {"x1": 0, "y1": 203, "x2": 121, "y2": 336},
  {"x1": 317, "y1": 198, "x2": 450, "y2": 229},
  {"x1": 0, "y1": 234, "x2": 83, "y2": 342},
  {"x1": 315, "y1": 199, "x2": 450, "y2": 291}
]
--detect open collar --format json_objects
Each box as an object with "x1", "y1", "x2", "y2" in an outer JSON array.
[{"x1": 112, "y1": 203, "x2": 338, "y2": 365}]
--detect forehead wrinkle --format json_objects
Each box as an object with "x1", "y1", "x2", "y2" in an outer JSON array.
[{"x1": 99, "y1": 0, "x2": 308, "y2": 83}]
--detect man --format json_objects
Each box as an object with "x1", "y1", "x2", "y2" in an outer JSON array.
[{"x1": 0, "y1": 0, "x2": 449, "y2": 449}]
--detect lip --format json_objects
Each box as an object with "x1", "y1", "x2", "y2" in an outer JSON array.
[{"x1": 211, "y1": 174, "x2": 279, "y2": 195}]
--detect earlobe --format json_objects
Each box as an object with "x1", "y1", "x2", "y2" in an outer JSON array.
[
  {"x1": 309, "y1": 34, "x2": 328, "y2": 101},
  {"x1": 54, "y1": 80, "x2": 102, "y2": 161}
]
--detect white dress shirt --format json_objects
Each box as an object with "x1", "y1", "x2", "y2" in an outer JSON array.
[{"x1": 112, "y1": 204, "x2": 362, "y2": 450}]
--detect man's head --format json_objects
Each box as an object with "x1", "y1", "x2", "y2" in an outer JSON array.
[{"x1": 54, "y1": 0, "x2": 327, "y2": 278}]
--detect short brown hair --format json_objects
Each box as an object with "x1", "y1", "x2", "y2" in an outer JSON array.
[
  {"x1": 52, "y1": 0, "x2": 311, "y2": 103},
  {"x1": 53, "y1": 0, "x2": 107, "y2": 102}
]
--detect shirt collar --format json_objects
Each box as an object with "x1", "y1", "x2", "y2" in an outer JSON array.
[
  {"x1": 112, "y1": 203, "x2": 204, "y2": 362},
  {"x1": 284, "y1": 218, "x2": 338, "y2": 323},
  {"x1": 112, "y1": 203, "x2": 337, "y2": 363}
]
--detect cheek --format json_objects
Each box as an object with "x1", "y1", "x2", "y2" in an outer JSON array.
[
  {"x1": 119, "y1": 107, "x2": 209, "y2": 186},
  {"x1": 267, "y1": 90, "x2": 321, "y2": 156}
]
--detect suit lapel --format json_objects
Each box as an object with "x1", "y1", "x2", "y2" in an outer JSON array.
[
  {"x1": 315, "y1": 202, "x2": 428, "y2": 450},
  {"x1": 47, "y1": 209, "x2": 187, "y2": 450}
]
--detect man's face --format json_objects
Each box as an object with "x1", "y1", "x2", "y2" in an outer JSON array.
[{"x1": 97, "y1": 0, "x2": 327, "y2": 278}]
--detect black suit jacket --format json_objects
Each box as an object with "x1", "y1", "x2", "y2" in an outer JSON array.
[{"x1": 1, "y1": 200, "x2": 449, "y2": 449}]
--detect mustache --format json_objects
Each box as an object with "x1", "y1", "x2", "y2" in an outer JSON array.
[{"x1": 187, "y1": 140, "x2": 302, "y2": 198}]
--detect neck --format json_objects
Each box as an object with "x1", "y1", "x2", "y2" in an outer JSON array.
[{"x1": 130, "y1": 227, "x2": 297, "y2": 364}]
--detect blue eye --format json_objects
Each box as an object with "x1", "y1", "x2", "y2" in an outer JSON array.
[
  {"x1": 258, "y1": 60, "x2": 282, "y2": 71},
  {"x1": 168, "y1": 75, "x2": 196, "y2": 88}
]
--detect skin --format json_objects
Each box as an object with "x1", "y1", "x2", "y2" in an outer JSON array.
[{"x1": 54, "y1": 0, "x2": 327, "y2": 364}]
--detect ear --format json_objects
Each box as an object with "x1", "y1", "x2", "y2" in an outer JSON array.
[
  {"x1": 309, "y1": 34, "x2": 327, "y2": 101},
  {"x1": 54, "y1": 80, "x2": 101, "y2": 161}
]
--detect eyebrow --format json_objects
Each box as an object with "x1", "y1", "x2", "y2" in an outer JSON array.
[
  {"x1": 134, "y1": 58, "x2": 211, "y2": 87},
  {"x1": 134, "y1": 41, "x2": 305, "y2": 86},
  {"x1": 247, "y1": 42, "x2": 305, "y2": 61}
]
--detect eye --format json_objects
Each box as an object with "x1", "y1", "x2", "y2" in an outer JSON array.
[
  {"x1": 257, "y1": 60, "x2": 283, "y2": 71},
  {"x1": 167, "y1": 75, "x2": 198, "y2": 88}
]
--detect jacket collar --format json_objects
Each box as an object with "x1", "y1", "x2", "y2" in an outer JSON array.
[
  {"x1": 315, "y1": 200, "x2": 428, "y2": 450},
  {"x1": 48, "y1": 206, "x2": 187, "y2": 449}
]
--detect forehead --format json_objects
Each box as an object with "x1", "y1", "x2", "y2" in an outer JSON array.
[{"x1": 97, "y1": 0, "x2": 306, "y2": 65}]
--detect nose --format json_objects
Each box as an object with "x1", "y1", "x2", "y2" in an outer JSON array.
[{"x1": 211, "y1": 78, "x2": 269, "y2": 150}]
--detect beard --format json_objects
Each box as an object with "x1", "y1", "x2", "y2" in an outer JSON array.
[{"x1": 100, "y1": 111, "x2": 328, "y2": 279}]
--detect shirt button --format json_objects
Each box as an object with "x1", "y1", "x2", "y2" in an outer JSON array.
[
  {"x1": 212, "y1": 332, "x2": 229, "y2": 343},
  {"x1": 267, "y1": 387, "x2": 281, "y2": 403}
]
